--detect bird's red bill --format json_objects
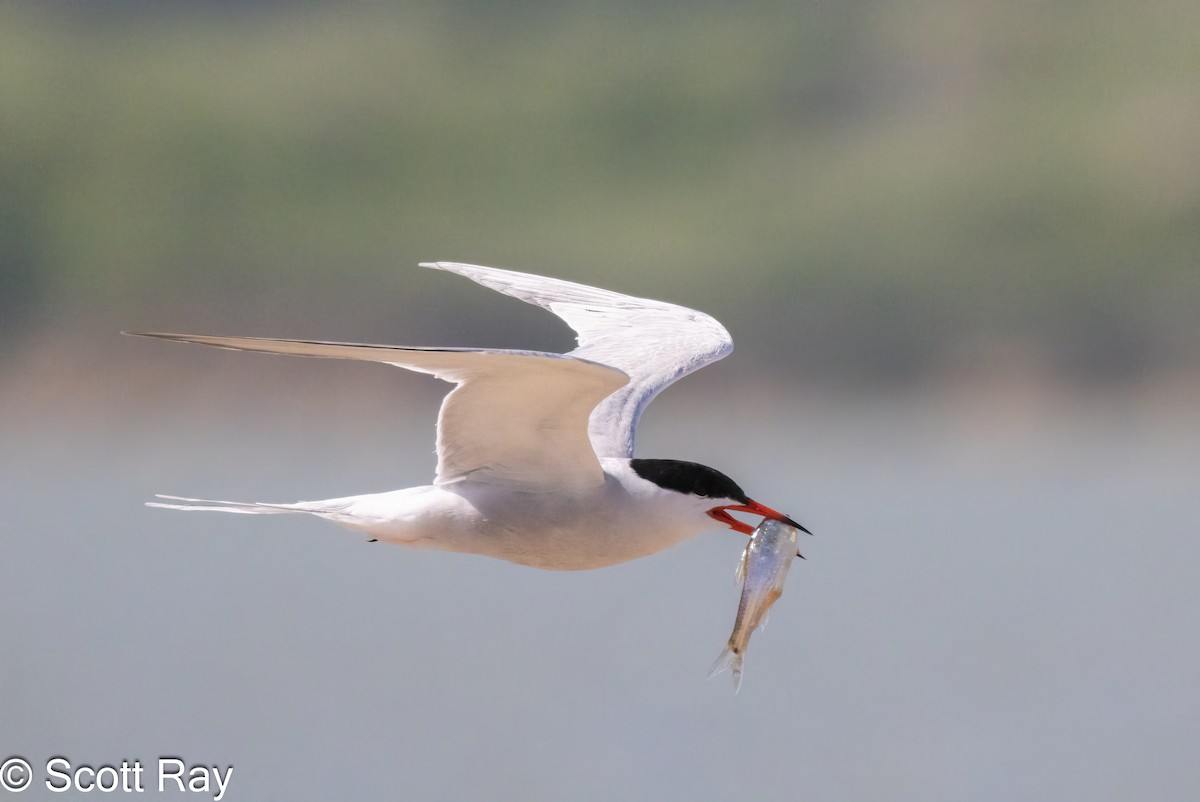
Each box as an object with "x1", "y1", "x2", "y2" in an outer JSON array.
[{"x1": 707, "y1": 500, "x2": 811, "y2": 536}]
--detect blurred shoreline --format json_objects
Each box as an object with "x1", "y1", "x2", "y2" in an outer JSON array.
[
  {"x1": 4, "y1": 1, "x2": 1199, "y2": 395},
  {"x1": 5, "y1": 323, "x2": 1197, "y2": 444}
]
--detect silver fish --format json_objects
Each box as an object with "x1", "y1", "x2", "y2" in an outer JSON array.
[{"x1": 710, "y1": 518, "x2": 801, "y2": 691}]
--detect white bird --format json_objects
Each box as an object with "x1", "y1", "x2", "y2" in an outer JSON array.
[{"x1": 126, "y1": 262, "x2": 807, "y2": 570}]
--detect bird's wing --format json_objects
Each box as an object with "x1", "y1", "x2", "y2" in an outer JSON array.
[
  {"x1": 422, "y1": 262, "x2": 733, "y2": 458},
  {"x1": 123, "y1": 332, "x2": 628, "y2": 492}
]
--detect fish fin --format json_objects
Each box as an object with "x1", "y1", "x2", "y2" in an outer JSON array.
[
  {"x1": 756, "y1": 609, "x2": 770, "y2": 633},
  {"x1": 734, "y1": 545, "x2": 749, "y2": 584},
  {"x1": 708, "y1": 645, "x2": 744, "y2": 693}
]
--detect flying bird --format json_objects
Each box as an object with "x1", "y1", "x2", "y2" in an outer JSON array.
[{"x1": 126, "y1": 262, "x2": 807, "y2": 570}]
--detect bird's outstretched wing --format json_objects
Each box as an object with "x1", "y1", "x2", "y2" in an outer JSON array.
[
  {"x1": 123, "y1": 332, "x2": 628, "y2": 492},
  {"x1": 422, "y1": 262, "x2": 733, "y2": 458}
]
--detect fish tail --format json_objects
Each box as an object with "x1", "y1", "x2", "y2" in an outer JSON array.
[{"x1": 708, "y1": 644, "x2": 744, "y2": 693}]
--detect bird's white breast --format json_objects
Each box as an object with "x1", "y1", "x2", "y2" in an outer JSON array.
[{"x1": 336, "y1": 460, "x2": 711, "y2": 570}]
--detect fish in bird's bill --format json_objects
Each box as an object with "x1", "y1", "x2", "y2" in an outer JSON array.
[{"x1": 710, "y1": 517, "x2": 802, "y2": 692}]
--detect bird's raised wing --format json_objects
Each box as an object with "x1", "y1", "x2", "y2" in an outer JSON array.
[
  {"x1": 422, "y1": 262, "x2": 733, "y2": 458},
  {"x1": 123, "y1": 332, "x2": 628, "y2": 492}
]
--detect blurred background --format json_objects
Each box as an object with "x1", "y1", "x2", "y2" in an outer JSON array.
[{"x1": 2, "y1": 1, "x2": 1197, "y2": 800}]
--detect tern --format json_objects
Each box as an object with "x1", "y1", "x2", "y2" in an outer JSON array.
[{"x1": 127, "y1": 262, "x2": 807, "y2": 570}]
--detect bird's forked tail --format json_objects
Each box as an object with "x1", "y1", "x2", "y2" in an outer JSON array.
[{"x1": 147, "y1": 495, "x2": 316, "y2": 515}]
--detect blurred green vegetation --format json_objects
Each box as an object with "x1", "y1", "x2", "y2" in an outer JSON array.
[{"x1": 2, "y1": 0, "x2": 1198, "y2": 383}]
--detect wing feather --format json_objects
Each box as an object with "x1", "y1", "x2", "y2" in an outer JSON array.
[
  {"x1": 422, "y1": 262, "x2": 733, "y2": 458},
  {"x1": 123, "y1": 332, "x2": 628, "y2": 491}
]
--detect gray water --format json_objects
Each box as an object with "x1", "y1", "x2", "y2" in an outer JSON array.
[{"x1": 2, "y1": 379, "x2": 1198, "y2": 801}]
